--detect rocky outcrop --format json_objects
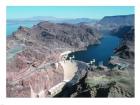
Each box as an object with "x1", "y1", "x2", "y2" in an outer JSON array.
[
  {"x1": 114, "y1": 41, "x2": 134, "y2": 59},
  {"x1": 35, "y1": 22, "x2": 101, "y2": 48},
  {"x1": 111, "y1": 26, "x2": 134, "y2": 41}
]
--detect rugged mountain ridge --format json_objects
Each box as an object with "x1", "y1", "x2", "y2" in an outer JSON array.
[{"x1": 7, "y1": 21, "x2": 101, "y2": 49}]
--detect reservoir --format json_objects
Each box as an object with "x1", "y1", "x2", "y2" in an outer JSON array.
[
  {"x1": 7, "y1": 21, "x2": 121, "y2": 66},
  {"x1": 68, "y1": 35, "x2": 121, "y2": 65}
]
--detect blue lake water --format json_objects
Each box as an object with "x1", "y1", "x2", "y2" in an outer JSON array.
[
  {"x1": 7, "y1": 21, "x2": 121, "y2": 66},
  {"x1": 68, "y1": 35, "x2": 121, "y2": 65},
  {"x1": 6, "y1": 21, "x2": 39, "y2": 36}
]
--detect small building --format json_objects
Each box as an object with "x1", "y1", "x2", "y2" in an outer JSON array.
[
  {"x1": 98, "y1": 61, "x2": 108, "y2": 70},
  {"x1": 48, "y1": 81, "x2": 66, "y2": 96},
  {"x1": 109, "y1": 56, "x2": 129, "y2": 70}
]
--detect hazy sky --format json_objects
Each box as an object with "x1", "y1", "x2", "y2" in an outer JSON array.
[{"x1": 7, "y1": 6, "x2": 134, "y2": 19}]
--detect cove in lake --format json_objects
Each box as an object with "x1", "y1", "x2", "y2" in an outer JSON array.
[{"x1": 68, "y1": 35, "x2": 121, "y2": 66}]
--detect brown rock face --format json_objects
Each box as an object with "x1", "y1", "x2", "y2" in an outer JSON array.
[{"x1": 7, "y1": 62, "x2": 64, "y2": 97}]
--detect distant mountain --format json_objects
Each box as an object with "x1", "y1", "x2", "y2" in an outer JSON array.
[
  {"x1": 60, "y1": 18, "x2": 98, "y2": 24},
  {"x1": 7, "y1": 16, "x2": 98, "y2": 24},
  {"x1": 98, "y1": 14, "x2": 134, "y2": 26},
  {"x1": 96, "y1": 14, "x2": 134, "y2": 31}
]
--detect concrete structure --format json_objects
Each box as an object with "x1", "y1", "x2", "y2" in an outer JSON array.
[{"x1": 48, "y1": 60, "x2": 88, "y2": 96}]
